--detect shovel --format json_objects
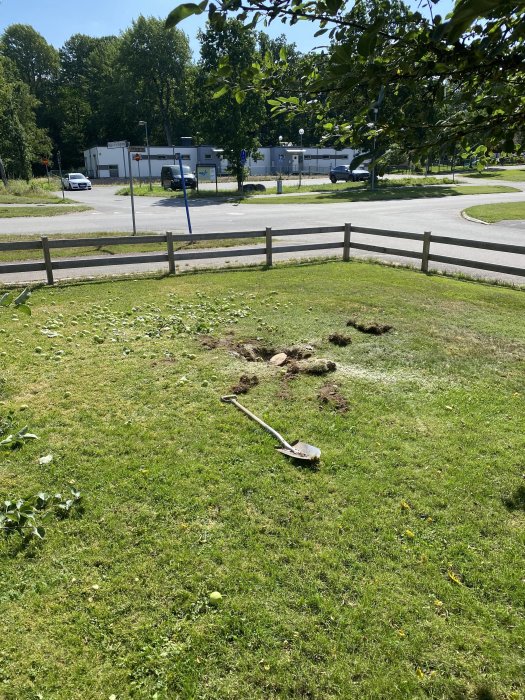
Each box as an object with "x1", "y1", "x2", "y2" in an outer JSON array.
[{"x1": 221, "y1": 395, "x2": 321, "y2": 463}]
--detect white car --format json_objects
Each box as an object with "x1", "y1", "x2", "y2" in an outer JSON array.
[{"x1": 62, "y1": 173, "x2": 92, "y2": 191}]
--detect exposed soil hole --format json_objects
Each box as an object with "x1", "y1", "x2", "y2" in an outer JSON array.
[
  {"x1": 231, "y1": 374, "x2": 260, "y2": 395},
  {"x1": 238, "y1": 343, "x2": 276, "y2": 362},
  {"x1": 317, "y1": 383, "x2": 348, "y2": 413},
  {"x1": 199, "y1": 336, "x2": 316, "y2": 365},
  {"x1": 198, "y1": 335, "x2": 275, "y2": 361},
  {"x1": 346, "y1": 319, "x2": 393, "y2": 335},
  {"x1": 287, "y1": 358, "x2": 336, "y2": 376},
  {"x1": 328, "y1": 333, "x2": 352, "y2": 347}
]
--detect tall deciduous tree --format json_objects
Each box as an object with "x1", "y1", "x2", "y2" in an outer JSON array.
[
  {"x1": 0, "y1": 57, "x2": 51, "y2": 180},
  {"x1": 196, "y1": 19, "x2": 266, "y2": 189},
  {"x1": 119, "y1": 16, "x2": 193, "y2": 146}
]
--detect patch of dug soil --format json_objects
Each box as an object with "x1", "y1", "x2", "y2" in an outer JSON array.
[
  {"x1": 346, "y1": 319, "x2": 393, "y2": 335},
  {"x1": 198, "y1": 335, "x2": 276, "y2": 361},
  {"x1": 328, "y1": 333, "x2": 352, "y2": 347},
  {"x1": 231, "y1": 374, "x2": 260, "y2": 395},
  {"x1": 317, "y1": 383, "x2": 348, "y2": 413},
  {"x1": 283, "y1": 344, "x2": 315, "y2": 359},
  {"x1": 287, "y1": 358, "x2": 336, "y2": 376},
  {"x1": 237, "y1": 343, "x2": 277, "y2": 362}
]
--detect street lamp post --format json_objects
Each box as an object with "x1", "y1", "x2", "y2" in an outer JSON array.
[
  {"x1": 371, "y1": 107, "x2": 378, "y2": 191},
  {"x1": 138, "y1": 120, "x2": 153, "y2": 191},
  {"x1": 298, "y1": 128, "x2": 304, "y2": 187}
]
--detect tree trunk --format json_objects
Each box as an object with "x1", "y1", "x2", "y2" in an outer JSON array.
[{"x1": 0, "y1": 155, "x2": 8, "y2": 187}]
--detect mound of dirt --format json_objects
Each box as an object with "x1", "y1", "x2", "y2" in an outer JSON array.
[
  {"x1": 328, "y1": 333, "x2": 352, "y2": 347},
  {"x1": 283, "y1": 344, "x2": 315, "y2": 359},
  {"x1": 231, "y1": 374, "x2": 259, "y2": 395},
  {"x1": 287, "y1": 358, "x2": 336, "y2": 376},
  {"x1": 346, "y1": 319, "x2": 393, "y2": 335},
  {"x1": 317, "y1": 383, "x2": 348, "y2": 413}
]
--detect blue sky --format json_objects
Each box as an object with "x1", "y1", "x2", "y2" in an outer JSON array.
[{"x1": 0, "y1": 0, "x2": 455, "y2": 56}]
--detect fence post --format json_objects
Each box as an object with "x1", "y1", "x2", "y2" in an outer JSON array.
[
  {"x1": 421, "y1": 230, "x2": 432, "y2": 273},
  {"x1": 343, "y1": 223, "x2": 352, "y2": 262},
  {"x1": 265, "y1": 227, "x2": 272, "y2": 268},
  {"x1": 41, "y1": 236, "x2": 54, "y2": 285},
  {"x1": 166, "y1": 231, "x2": 176, "y2": 275}
]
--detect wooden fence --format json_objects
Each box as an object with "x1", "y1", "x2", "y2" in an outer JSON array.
[{"x1": 1, "y1": 224, "x2": 524, "y2": 285}]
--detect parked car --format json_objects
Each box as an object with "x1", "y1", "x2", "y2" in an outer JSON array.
[
  {"x1": 160, "y1": 165, "x2": 197, "y2": 191},
  {"x1": 62, "y1": 173, "x2": 92, "y2": 190},
  {"x1": 329, "y1": 165, "x2": 370, "y2": 183}
]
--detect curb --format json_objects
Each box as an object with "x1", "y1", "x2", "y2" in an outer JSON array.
[{"x1": 461, "y1": 211, "x2": 490, "y2": 225}]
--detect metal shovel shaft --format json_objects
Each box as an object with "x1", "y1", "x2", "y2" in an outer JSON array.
[{"x1": 220, "y1": 395, "x2": 296, "y2": 452}]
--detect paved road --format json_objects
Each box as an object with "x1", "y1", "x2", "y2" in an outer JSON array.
[{"x1": 1, "y1": 176, "x2": 524, "y2": 285}]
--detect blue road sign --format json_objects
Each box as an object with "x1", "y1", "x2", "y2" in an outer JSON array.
[{"x1": 240, "y1": 149, "x2": 247, "y2": 165}]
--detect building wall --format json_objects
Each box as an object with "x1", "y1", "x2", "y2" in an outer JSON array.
[{"x1": 83, "y1": 145, "x2": 362, "y2": 179}]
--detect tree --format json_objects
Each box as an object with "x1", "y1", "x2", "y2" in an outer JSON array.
[
  {"x1": 0, "y1": 57, "x2": 52, "y2": 180},
  {"x1": 166, "y1": 0, "x2": 525, "y2": 162},
  {"x1": 195, "y1": 19, "x2": 267, "y2": 190},
  {"x1": 1, "y1": 24, "x2": 59, "y2": 98},
  {"x1": 119, "y1": 16, "x2": 193, "y2": 146}
]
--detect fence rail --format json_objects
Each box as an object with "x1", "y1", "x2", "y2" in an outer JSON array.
[{"x1": 1, "y1": 224, "x2": 524, "y2": 285}]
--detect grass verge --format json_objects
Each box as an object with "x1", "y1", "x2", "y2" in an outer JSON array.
[
  {"x1": 465, "y1": 169, "x2": 525, "y2": 182},
  {"x1": 463, "y1": 201, "x2": 525, "y2": 223},
  {"x1": 0, "y1": 231, "x2": 264, "y2": 264},
  {"x1": 1, "y1": 262, "x2": 524, "y2": 699},
  {"x1": 0, "y1": 204, "x2": 91, "y2": 218},
  {"x1": 242, "y1": 184, "x2": 519, "y2": 205}
]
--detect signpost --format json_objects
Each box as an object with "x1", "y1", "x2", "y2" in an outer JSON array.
[
  {"x1": 240, "y1": 149, "x2": 247, "y2": 191},
  {"x1": 108, "y1": 140, "x2": 129, "y2": 179},
  {"x1": 178, "y1": 155, "x2": 192, "y2": 235},
  {"x1": 196, "y1": 164, "x2": 218, "y2": 193},
  {"x1": 109, "y1": 140, "x2": 137, "y2": 234},
  {"x1": 133, "y1": 154, "x2": 142, "y2": 186},
  {"x1": 126, "y1": 146, "x2": 137, "y2": 235}
]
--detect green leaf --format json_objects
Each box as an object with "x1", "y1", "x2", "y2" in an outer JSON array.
[
  {"x1": 165, "y1": 1, "x2": 208, "y2": 28},
  {"x1": 233, "y1": 88, "x2": 246, "y2": 104},
  {"x1": 14, "y1": 288, "x2": 31, "y2": 306},
  {"x1": 212, "y1": 85, "x2": 229, "y2": 99},
  {"x1": 0, "y1": 292, "x2": 13, "y2": 307},
  {"x1": 32, "y1": 525, "x2": 45, "y2": 539}
]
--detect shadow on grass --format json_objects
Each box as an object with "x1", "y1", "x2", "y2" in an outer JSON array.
[{"x1": 502, "y1": 484, "x2": 525, "y2": 511}]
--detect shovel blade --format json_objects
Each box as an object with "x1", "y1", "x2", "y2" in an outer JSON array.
[{"x1": 276, "y1": 441, "x2": 321, "y2": 462}]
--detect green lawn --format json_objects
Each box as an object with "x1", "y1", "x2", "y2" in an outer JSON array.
[
  {"x1": 117, "y1": 177, "x2": 456, "y2": 199},
  {"x1": 0, "y1": 204, "x2": 91, "y2": 218},
  {"x1": 465, "y1": 169, "x2": 525, "y2": 182},
  {"x1": 1, "y1": 262, "x2": 524, "y2": 699},
  {"x1": 0, "y1": 232, "x2": 264, "y2": 264},
  {"x1": 0, "y1": 195, "x2": 73, "y2": 205},
  {"x1": 464, "y1": 201, "x2": 525, "y2": 223},
  {"x1": 243, "y1": 184, "x2": 519, "y2": 205}
]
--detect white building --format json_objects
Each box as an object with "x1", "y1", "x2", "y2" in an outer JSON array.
[{"x1": 83, "y1": 143, "x2": 362, "y2": 179}]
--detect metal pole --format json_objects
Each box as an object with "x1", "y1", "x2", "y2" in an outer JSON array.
[
  {"x1": 145, "y1": 122, "x2": 152, "y2": 191},
  {"x1": 122, "y1": 147, "x2": 127, "y2": 179},
  {"x1": 371, "y1": 108, "x2": 378, "y2": 191},
  {"x1": 178, "y1": 155, "x2": 192, "y2": 235},
  {"x1": 57, "y1": 151, "x2": 65, "y2": 200},
  {"x1": 127, "y1": 148, "x2": 137, "y2": 235}
]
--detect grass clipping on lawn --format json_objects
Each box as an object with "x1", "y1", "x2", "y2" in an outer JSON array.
[{"x1": 0, "y1": 261, "x2": 524, "y2": 699}]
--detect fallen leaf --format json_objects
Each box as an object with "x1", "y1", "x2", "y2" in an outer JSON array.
[{"x1": 39, "y1": 454, "x2": 53, "y2": 465}]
